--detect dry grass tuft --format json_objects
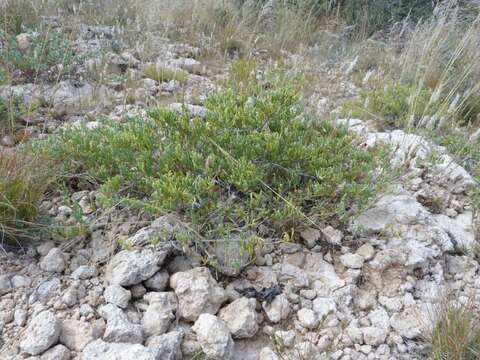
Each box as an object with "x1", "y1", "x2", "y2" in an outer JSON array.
[
  {"x1": 143, "y1": 65, "x2": 188, "y2": 84},
  {"x1": 429, "y1": 300, "x2": 480, "y2": 360},
  {"x1": 0, "y1": 150, "x2": 54, "y2": 242}
]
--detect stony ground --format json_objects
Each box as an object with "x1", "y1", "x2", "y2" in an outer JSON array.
[{"x1": 1, "y1": 15, "x2": 480, "y2": 360}]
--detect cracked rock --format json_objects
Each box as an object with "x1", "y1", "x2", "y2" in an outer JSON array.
[
  {"x1": 219, "y1": 297, "x2": 259, "y2": 338},
  {"x1": 20, "y1": 311, "x2": 61, "y2": 355},
  {"x1": 104, "y1": 285, "x2": 131, "y2": 309},
  {"x1": 105, "y1": 249, "x2": 168, "y2": 286},
  {"x1": 82, "y1": 339, "x2": 157, "y2": 360},
  {"x1": 192, "y1": 314, "x2": 234, "y2": 360},
  {"x1": 146, "y1": 330, "x2": 184, "y2": 360},
  {"x1": 100, "y1": 304, "x2": 143, "y2": 344},
  {"x1": 170, "y1": 267, "x2": 227, "y2": 322}
]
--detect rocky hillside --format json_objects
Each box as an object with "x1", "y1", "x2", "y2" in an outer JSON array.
[{"x1": 1, "y1": 1, "x2": 480, "y2": 360}]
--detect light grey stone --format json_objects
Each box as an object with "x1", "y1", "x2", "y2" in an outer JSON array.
[
  {"x1": 20, "y1": 311, "x2": 61, "y2": 355},
  {"x1": 259, "y1": 347, "x2": 279, "y2": 360},
  {"x1": 300, "y1": 227, "x2": 321, "y2": 248},
  {"x1": 168, "y1": 103, "x2": 207, "y2": 118},
  {"x1": 59, "y1": 319, "x2": 104, "y2": 352},
  {"x1": 71, "y1": 265, "x2": 97, "y2": 280},
  {"x1": 294, "y1": 341, "x2": 321, "y2": 359},
  {"x1": 434, "y1": 212, "x2": 476, "y2": 251},
  {"x1": 40, "y1": 248, "x2": 66, "y2": 273},
  {"x1": 274, "y1": 330, "x2": 295, "y2": 348},
  {"x1": 0, "y1": 275, "x2": 12, "y2": 295},
  {"x1": 340, "y1": 253, "x2": 365, "y2": 269},
  {"x1": 219, "y1": 297, "x2": 259, "y2": 338},
  {"x1": 144, "y1": 292, "x2": 178, "y2": 313},
  {"x1": 170, "y1": 267, "x2": 226, "y2": 322},
  {"x1": 262, "y1": 294, "x2": 290, "y2": 323},
  {"x1": 62, "y1": 287, "x2": 79, "y2": 307},
  {"x1": 192, "y1": 314, "x2": 234, "y2": 360},
  {"x1": 104, "y1": 285, "x2": 131, "y2": 309},
  {"x1": 352, "y1": 194, "x2": 425, "y2": 236},
  {"x1": 35, "y1": 278, "x2": 61, "y2": 302},
  {"x1": 40, "y1": 344, "x2": 71, "y2": 360},
  {"x1": 390, "y1": 307, "x2": 423, "y2": 339},
  {"x1": 297, "y1": 308, "x2": 319, "y2": 329},
  {"x1": 82, "y1": 339, "x2": 157, "y2": 360},
  {"x1": 36, "y1": 241, "x2": 55, "y2": 256},
  {"x1": 11, "y1": 275, "x2": 31, "y2": 288},
  {"x1": 105, "y1": 249, "x2": 168, "y2": 286},
  {"x1": 144, "y1": 270, "x2": 169, "y2": 291},
  {"x1": 100, "y1": 304, "x2": 143, "y2": 344},
  {"x1": 131, "y1": 283, "x2": 147, "y2": 299},
  {"x1": 142, "y1": 302, "x2": 175, "y2": 337},
  {"x1": 280, "y1": 262, "x2": 309, "y2": 288},
  {"x1": 346, "y1": 325, "x2": 363, "y2": 344},
  {"x1": 362, "y1": 327, "x2": 387, "y2": 346},
  {"x1": 356, "y1": 244, "x2": 375, "y2": 261},
  {"x1": 146, "y1": 330, "x2": 184, "y2": 360},
  {"x1": 14, "y1": 308, "x2": 27, "y2": 327},
  {"x1": 321, "y1": 226, "x2": 343, "y2": 245},
  {"x1": 312, "y1": 297, "x2": 336, "y2": 318},
  {"x1": 126, "y1": 215, "x2": 183, "y2": 247}
]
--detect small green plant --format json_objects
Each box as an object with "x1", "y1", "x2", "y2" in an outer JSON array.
[
  {"x1": 36, "y1": 71, "x2": 391, "y2": 244},
  {"x1": 0, "y1": 29, "x2": 75, "y2": 77},
  {"x1": 430, "y1": 302, "x2": 480, "y2": 360},
  {"x1": 143, "y1": 65, "x2": 187, "y2": 84},
  {"x1": 0, "y1": 151, "x2": 54, "y2": 241}
]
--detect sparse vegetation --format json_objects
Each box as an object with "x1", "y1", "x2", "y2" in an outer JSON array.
[
  {"x1": 341, "y1": 3, "x2": 480, "y2": 189},
  {"x1": 2, "y1": 0, "x2": 480, "y2": 358},
  {"x1": 0, "y1": 29, "x2": 75, "y2": 78}
]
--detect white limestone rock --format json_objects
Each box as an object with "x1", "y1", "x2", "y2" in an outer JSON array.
[
  {"x1": 262, "y1": 294, "x2": 290, "y2": 323},
  {"x1": 170, "y1": 267, "x2": 227, "y2": 322},
  {"x1": 192, "y1": 314, "x2": 234, "y2": 360},
  {"x1": 20, "y1": 311, "x2": 61, "y2": 355},
  {"x1": 82, "y1": 339, "x2": 157, "y2": 360},
  {"x1": 105, "y1": 249, "x2": 168, "y2": 286},
  {"x1": 219, "y1": 297, "x2": 259, "y2": 338},
  {"x1": 104, "y1": 285, "x2": 131, "y2": 309}
]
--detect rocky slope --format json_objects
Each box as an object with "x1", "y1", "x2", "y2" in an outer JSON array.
[{"x1": 1, "y1": 16, "x2": 479, "y2": 360}]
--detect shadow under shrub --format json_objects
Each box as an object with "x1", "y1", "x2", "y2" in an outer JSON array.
[{"x1": 37, "y1": 75, "x2": 391, "y2": 240}]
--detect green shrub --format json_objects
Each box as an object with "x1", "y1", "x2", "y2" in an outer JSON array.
[
  {"x1": 143, "y1": 65, "x2": 188, "y2": 83},
  {"x1": 430, "y1": 303, "x2": 480, "y2": 360},
  {"x1": 0, "y1": 151, "x2": 53, "y2": 240},
  {"x1": 37, "y1": 75, "x2": 390, "y2": 240},
  {"x1": 0, "y1": 29, "x2": 74, "y2": 77}
]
